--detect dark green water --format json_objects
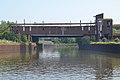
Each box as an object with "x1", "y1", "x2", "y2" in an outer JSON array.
[{"x1": 0, "y1": 46, "x2": 120, "y2": 80}]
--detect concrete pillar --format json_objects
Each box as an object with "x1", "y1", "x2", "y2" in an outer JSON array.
[
  {"x1": 36, "y1": 43, "x2": 43, "y2": 59},
  {"x1": 36, "y1": 43, "x2": 43, "y2": 51}
]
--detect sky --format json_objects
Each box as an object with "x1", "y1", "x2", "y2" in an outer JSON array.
[{"x1": 0, "y1": 0, "x2": 120, "y2": 24}]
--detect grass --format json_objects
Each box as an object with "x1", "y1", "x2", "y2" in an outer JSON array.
[
  {"x1": 91, "y1": 42, "x2": 120, "y2": 44},
  {"x1": 0, "y1": 40, "x2": 35, "y2": 45},
  {"x1": 0, "y1": 40, "x2": 19, "y2": 45}
]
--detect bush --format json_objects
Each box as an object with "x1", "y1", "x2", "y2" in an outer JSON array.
[
  {"x1": 51, "y1": 38, "x2": 76, "y2": 43},
  {"x1": 76, "y1": 36, "x2": 91, "y2": 44},
  {"x1": 114, "y1": 38, "x2": 120, "y2": 42},
  {"x1": 2, "y1": 32, "x2": 17, "y2": 41},
  {"x1": 101, "y1": 37, "x2": 107, "y2": 42}
]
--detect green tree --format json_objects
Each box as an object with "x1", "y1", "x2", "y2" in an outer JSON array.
[
  {"x1": 113, "y1": 28, "x2": 120, "y2": 34},
  {"x1": 0, "y1": 21, "x2": 14, "y2": 33},
  {"x1": 51, "y1": 38, "x2": 76, "y2": 43},
  {"x1": 20, "y1": 34, "x2": 27, "y2": 42},
  {"x1": 2, "y1": 32, "x2": 17, "y2": 41},
  {"x1": 2, "y1": 32, "x2": 27, "y2": 42},
  {"x1": 0, "y1": 21, "x2": 28, "y2": 43}
]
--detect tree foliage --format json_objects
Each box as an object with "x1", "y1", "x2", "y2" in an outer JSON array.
[
  {"x1": 114, "y1": 38, "x2": 120, "y2": 42},
  {"x1": 51, "y1": 38, "x2": 76, "y2": 43},
  {"x1": 101, "y1": 37, "x2": 108, "y2": 42},
  {"x1": 113, "y1": 28, "x2": 120, "y2": 34},
  {"x1": 2, "y1": 32, "x2": 27, "y2": 42},
  {"x1": 75, "y1": 36, "x2": 91, "y2": 44},
  {"x1": 0, "y1": 21, "x2": 27, "y2": 43},
  {"x1": 0, "y1": 21, "x2": 14, "y2": 33}
]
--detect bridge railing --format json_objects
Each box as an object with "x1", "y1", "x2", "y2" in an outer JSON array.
[{"x1": 11, "y1": 22, "x2": 95, "y2": 27}]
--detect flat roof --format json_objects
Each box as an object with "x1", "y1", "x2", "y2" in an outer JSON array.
[{"x1": 97, "y1": 18, "x2": 112, "y2": 20}]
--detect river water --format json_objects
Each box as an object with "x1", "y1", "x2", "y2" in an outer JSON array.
[{"x1": 0, "y1": 46, "x2": 120, "y2": 80}]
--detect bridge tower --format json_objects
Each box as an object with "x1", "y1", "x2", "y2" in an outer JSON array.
[{"x1": 95, "y1": 13, "x2": 113, "y2": 41}]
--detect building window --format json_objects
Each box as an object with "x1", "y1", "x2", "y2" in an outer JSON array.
[
  {"x1": 29, "y1": 27, "x2": 31, "y2": 31},
  {"x1": 23, "y1": 27, "x2": 25, "y2": 31},
  {"x1": 100, "y1": 24, "x2": 102, "y2": 31},
  {"x1": 82, "y1": 27, "x2": 84, "y2": 31},
  {"x1": 107, "y1": 21, "x2": 111, "y2": 27},
  {"x1": 88, "y1": 27, "x2": 90, "y2": 31}
]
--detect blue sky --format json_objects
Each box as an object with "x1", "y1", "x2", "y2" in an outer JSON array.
[{"x1": 0, "y1": 0, "x2": 120, "y2": 23}]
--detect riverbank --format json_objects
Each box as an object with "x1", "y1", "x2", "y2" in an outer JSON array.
[
  {"x1": 0, "y1": 40, "x2": 36, "y2": 55},
  {"x1": 79, "y1": 42, "x2": 120, "y2": 53},
  {"x1": 0, "y1": 40, "x2": 19, "y2": 45},
  {"x1": 56, "y1": 43, "x2": 78, "y2": 46}
]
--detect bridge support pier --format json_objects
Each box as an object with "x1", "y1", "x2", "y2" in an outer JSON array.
[
  {"x1": 95, "y1": 35, "x2": 100, "y2": 42},
  {"x1": 31, "y1": 36, "x2": 44, "y2": 59},
  {"x1": 32, "y1": 36, "x2": 39, "y2": 42},
  {"x1": 36, "y1": 42, "x2": 43, "y2": 59}
]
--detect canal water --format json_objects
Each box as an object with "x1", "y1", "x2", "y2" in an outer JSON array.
[{"x1": 0, "y1": 46, "x2": 120, "y2": 80}]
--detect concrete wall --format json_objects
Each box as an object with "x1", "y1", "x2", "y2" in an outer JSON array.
[
  {"x1": 79, "y1": 44, "x2": 120, "y2": 53},
  {"x1": 0, "y1": 44, "x2": 36, "y2": 54}
]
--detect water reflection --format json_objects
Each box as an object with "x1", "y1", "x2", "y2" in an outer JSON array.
[
  {"x1": 38, "y1": 46, "x2": 120, "y2": 80},
  {"x1": 78, "y1": 51, "x2": 113, "y2": 80},
  {"x1": 0, "y1": 45, "x2": 120, "y2": 80},
  {"x1": 39, "y1": 46, "x2": 60, "y2": 61},
  {"x1": 20, "y1": 44, "x2": 27, "y2": 62}
]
